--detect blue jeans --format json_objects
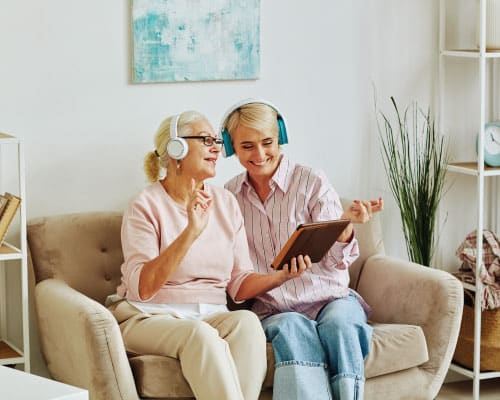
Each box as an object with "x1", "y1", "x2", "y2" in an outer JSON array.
[{"x1": 262, "y1": 294, "x2": 372, "y2": 400}]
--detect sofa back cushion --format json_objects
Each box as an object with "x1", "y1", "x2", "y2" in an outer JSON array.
[{"x1": 28, "y1": 212, "x2": 124, "y2": 304}]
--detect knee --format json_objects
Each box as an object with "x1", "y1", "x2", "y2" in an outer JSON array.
[
  {"x1": 185, "y1": 321, "x2": 222, "y2": 348},
  {"x1": 319, "y1": 313, "x2": 352, "y2": 333},
  {"x1": 318, "y1": 315, "x2": 372, "y2": 347},
  {"x1": 227, "y1": 310, "x2": 266, "y2": 343},
  {"x1": 263, "y1": 312, "x2": 315, "y2": 342}
]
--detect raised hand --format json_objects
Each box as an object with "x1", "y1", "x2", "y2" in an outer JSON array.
[
  {"x1": 187, "y1": 179, "x2": 212, "y2": 237},
  {"x1": 343, "y1": 197, "x2": 383, "y2": 224}
]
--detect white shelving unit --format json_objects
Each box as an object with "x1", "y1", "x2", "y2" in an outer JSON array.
[
  {"x1": 0, "y1": 133, "x2": 29, "y2": 372},
  {"x1": 439, "y1": 1, "x2": 500, "y2": 399}
]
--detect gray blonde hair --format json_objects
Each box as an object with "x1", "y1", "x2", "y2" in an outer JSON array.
[{"x1": 144, "y1": 111, "x2": 207, "y2": 182}]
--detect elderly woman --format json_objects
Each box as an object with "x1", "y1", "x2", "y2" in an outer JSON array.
[{"x1": 108, "y1": 110, "x2": 311, "y2": 400}]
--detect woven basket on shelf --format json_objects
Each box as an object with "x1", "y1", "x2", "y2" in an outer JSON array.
[{"x1": 453, "y1": 290, "x2": 500, "y2": 371}]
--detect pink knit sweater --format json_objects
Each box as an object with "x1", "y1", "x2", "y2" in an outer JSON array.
[{"x1": 116, "y1": 182, "x2": 254, "y2": 305}]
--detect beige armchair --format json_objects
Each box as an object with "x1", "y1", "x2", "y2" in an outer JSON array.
[{"x1": 27, "y1": 204, "x2": 463, "y2": 400}]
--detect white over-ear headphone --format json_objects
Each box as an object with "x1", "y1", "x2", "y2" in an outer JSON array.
[{"x1": 166, "y1": 114, "x2": 189, "y2": 160}]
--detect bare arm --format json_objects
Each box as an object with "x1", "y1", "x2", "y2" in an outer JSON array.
[{"x1": 235, "y1": 255, "x2": 311, "y2": 301}]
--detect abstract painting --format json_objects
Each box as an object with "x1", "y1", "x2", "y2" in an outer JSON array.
[{"x1": 132, "y1": 0, "x2": 260, "y2": 83}]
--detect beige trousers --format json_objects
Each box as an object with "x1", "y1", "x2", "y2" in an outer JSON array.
[{"x1": 109, "y1": 301, "x2": 267, "y2": 400}]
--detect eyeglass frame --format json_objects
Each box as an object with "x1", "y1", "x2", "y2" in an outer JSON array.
[{"x1": 183, "y1": 135, "x2": 224, "y2": 147}]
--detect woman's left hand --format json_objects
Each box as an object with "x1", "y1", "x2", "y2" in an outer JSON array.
[{"x1": 343, "y1": 197, "x2": 383, "y2": 224}]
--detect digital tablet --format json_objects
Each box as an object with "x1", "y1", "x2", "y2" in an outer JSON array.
[{"x1": 271, "y1": 219, "x2": 351, "y2": 270}]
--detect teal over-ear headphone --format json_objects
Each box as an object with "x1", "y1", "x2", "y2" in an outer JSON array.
[{"x1": 219, "y1": 98, "x2": 289, "y2": 157}]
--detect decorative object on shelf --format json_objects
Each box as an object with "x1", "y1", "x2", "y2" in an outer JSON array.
[
  {"x1": 132, "y1": 0, "x2": 260, "y2": 83},
  {"x1": 453, "y1": 230, "x2": 500, "y2": 371},
  {"x1": 454, "y1": 229, "x2": 500, "y2": 310},
  {"x1": 453, "y1": 289, "x2": 500, "y2": 371},
  {"x1": 477, "y1": 122, "x2": 500, "y2": 167},
  {"x1": 377, "y1": 97, "x2": 450, "y2": 266},
  {"x1": 0, "y1": 192, "x2": 21, "y2": 245}
]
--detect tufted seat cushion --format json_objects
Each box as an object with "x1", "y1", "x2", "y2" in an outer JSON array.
[{"x1": 128, "y1": 323, "x2": 428, "y2": 398}]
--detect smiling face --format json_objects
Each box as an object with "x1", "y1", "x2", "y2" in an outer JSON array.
[
  {"x1": 231, "y1": 123, "x2": 281, "y2": 181},
  {"x1": 225, "y1": 103, "x2": 282, "y2": 183},
  {"x1": 180, "y1": 118, "x2": 221, "y2": 180}
]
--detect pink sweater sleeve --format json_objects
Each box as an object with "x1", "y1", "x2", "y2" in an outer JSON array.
[
  {"x1": 117, "y1": 184, "x2": 255, "y2": 304},
  {"x1": 225, "y1": 196, "x2": 255, "y2": 301},
  {"x1": 117, "y1": 199, "x2": 161, "y2": 301}
]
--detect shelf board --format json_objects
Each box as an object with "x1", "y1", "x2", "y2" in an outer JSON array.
[
  {"x1": 441, "y1": 49, "x2": 500, "y2": 58},
  {"x1": 450, "y1": 362, "x2": 500, "y2": 380},
  {"x1": 0, "y1": 133, "x2": 18, "y2": 144},
  {"x1": 0, "y1": 242, "x2": 22, "y2": 261},
  {"x1": 447, "y1": 162, "x2": 500, "y2": 176}
]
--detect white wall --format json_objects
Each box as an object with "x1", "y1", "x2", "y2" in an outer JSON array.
[{"x1": 0, "y1": 0, "x2": 440, "y2": 376}]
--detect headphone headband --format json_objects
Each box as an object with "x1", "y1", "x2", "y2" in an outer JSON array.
[
  {"x1": 170, "y1": 114, "x2": 180, "y2": 139},
  {"x1": 219, "y1": 98, "x2": 289, "y2": 157}
]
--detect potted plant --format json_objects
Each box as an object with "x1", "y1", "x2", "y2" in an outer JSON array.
[{"x1": 377, "y1": 97, "x2": 450, "y2": 266}]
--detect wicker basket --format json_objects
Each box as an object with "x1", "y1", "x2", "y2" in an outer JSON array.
[{"x1": 453, "y1": 290, "x2": 500, "y2": 371}]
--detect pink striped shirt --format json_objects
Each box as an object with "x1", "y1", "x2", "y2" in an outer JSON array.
[{"x1": 225, "y1": 155, "x2": 366, "y2": 320}]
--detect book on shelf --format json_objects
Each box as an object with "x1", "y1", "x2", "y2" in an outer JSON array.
[
  {"x1": 271, "y1": 219, "x2": 351, "y2": 270},
  {"x1": 0, "y1": 192, "x2": 21, "y2": 246},
  {"x1": 0, "y1": 194, "x2": 8, "y2": 218}
]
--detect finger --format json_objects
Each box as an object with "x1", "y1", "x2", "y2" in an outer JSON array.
[
  {"x1": 290, "y1": 257, "x2": 298, "y2": 274},
  {"x1": 297, "y1": 255, "x2": 307, "y2": 273},
  {"x1": 361, "y1": 200, "x2": 372, "y2": 216},
  {"x1": 369, "y1": 198, "x2": 383, "y2": 212},
  {"x1": 194, "y1": 192, "x2": 211, "y2": 209},
  {"x1": 377, "y1": 197, "x2": 384, "y2": 211},
  {"x1": 304, "y1": 255, "x2": 312, "y2": 269}
]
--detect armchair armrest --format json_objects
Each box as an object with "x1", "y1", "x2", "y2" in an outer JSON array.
[
  {"x1": 35, "y1": 279, "x2": 138, "y2": 400},
  {"x1": 357, "y1": 255, "x2": 463, "y2": 396}
]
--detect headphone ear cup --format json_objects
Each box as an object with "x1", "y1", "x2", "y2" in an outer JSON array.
[
  {"x1": 166, "y1": 137, "x2": 189, "y2": 160},
  {"x1": 277, "y1": 116, "x2": 288, "y2": 145},
  {"x1": 222, "y1": 129, "x2": 235, "y2": 157}
]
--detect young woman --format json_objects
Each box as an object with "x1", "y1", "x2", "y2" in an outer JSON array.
[{"x1": 221, "y1": 99, "x2": 383, "y2": 400}]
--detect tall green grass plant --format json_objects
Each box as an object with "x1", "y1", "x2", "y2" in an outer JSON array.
[{"x1": 377, "y1": 97, "x2": 449, "y2": 266}]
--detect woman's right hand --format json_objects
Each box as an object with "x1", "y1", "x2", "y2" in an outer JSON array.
[{"x1": 186, "y1": 179, "x2": 212, "y2": 238}]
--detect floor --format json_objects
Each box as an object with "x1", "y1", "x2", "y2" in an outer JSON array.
[{"x1": 436, "y1": 378, "x2": 500, "y2": 399}]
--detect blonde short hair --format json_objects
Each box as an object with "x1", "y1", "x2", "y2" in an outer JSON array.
[{"x1": 225, "y1": 103, "x2": 278, "y2": 138}]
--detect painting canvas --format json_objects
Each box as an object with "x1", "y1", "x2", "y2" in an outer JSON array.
[{"x1": 132, "y1": 0, "x2": 260, "y2": 83}]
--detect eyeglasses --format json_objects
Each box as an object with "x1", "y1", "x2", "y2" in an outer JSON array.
[{"x1": 183, "y1": 136, "x2": 224, "y2": 147}]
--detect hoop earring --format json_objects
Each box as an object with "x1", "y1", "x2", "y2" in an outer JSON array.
[{"x1": 176, "y1": 160, "x2": 182, "y2": 176}]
